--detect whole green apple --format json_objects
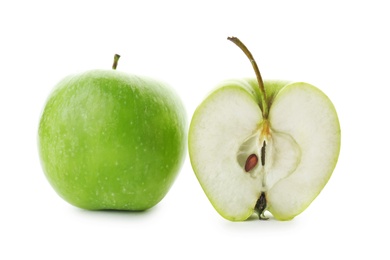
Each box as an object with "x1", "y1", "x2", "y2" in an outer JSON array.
[
  {"x1": 38, "y1": 55, "x2": 186, "y2": 210},
  {"x1": 189, "y1": 37, "x2": 341, "y2": 221}
]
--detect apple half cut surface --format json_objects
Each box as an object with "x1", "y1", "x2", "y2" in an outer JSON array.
[{"x1": 188, "y1": 37, "x2": 341, "y2": 221}]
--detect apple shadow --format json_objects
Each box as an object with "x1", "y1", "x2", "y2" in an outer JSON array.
[
  {"x1": 73, "y1": 205, "x2": 158, "y2": 220},
  {"x1": 223, "y1": 212, "x2": 301, "y2": 231},
  {"x1": 246, "y1": 212, "x2": 275, "y2": 221}
]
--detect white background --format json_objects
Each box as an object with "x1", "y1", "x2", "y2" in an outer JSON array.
[{"x1": 1, "y1": 0, "x2": 389, "y2": 259}]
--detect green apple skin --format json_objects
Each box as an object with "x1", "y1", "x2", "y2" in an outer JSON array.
[
  {"x1": 38, "y1": 70, "x2": 186, "y2": 210},
  {"x1": 189, "y1": 79, "x2": 340, "y2": 221}
]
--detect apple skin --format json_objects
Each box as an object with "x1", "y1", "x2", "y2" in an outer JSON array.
[
  {"x1": 189, "y1": 78, "x2": 340, "y2": 221},
  {"x1": 38, "y1": 70, "x2": 186, "y2": 210}
]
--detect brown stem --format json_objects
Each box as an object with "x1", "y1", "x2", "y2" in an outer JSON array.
[
  {"x1": 112, "y1": 54, "x2": 121, "y2": 70},
  {"x1": 227, "y1": 37, "x2": 268, "y2": 118}
]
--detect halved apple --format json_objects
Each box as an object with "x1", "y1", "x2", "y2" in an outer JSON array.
[{"x1": 188, "y1": 37, "x2": 341, "y2": 221}]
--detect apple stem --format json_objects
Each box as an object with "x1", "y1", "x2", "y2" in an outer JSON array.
[
  {"x1": 227, "y1": 37, "x2": 269, "y2": 118},
  {"x1": 112, "y1": 54, "x2": 121, "y2": 70}
]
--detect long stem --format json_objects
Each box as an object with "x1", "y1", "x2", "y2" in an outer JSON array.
[
  {"x1": 227, "y1": 37, "x2": 268, "y2": 118},
  {"x1": 112, "y1": 54, "x2": 121, "y2": 70}
]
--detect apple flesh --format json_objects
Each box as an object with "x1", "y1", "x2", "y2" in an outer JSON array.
[
  {"x1": 38, "y1": 57, "x2": 186, "y2": 210},
  {"x1": 188, "y1": 38, "x2": 341, "y2": 221}
]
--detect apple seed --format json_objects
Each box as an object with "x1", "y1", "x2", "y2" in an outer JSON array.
[
  {"x1": 261, "y1": 141, "x2": 266, "y2": 166},
  {"x1": 244, "y1": 154, "x2": 258, "y2": 172}
]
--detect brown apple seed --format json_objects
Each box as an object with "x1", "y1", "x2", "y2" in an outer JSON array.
[{"x1": 245, "y1": 154, "x2": 258, "y2": 172}]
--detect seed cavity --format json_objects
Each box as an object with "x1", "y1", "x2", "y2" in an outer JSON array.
[
  {"x1": 245, "y1": 154, "x2": 258, "y2": 172},
  {"x1": 261, "y1": 141, "x2": 266, "y2": 166}
]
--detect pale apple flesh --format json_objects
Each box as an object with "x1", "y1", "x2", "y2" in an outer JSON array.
[{"x1": 189, "y1": 79, "x2": 340, "y2": 221}]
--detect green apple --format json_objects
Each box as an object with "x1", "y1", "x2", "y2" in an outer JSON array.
[
  {"x1": 38, "y1": 54, "x2": 186, "y2": 211},
  {"x1": 188, "y1": 37, "x2": 341, "y2": 221}
]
